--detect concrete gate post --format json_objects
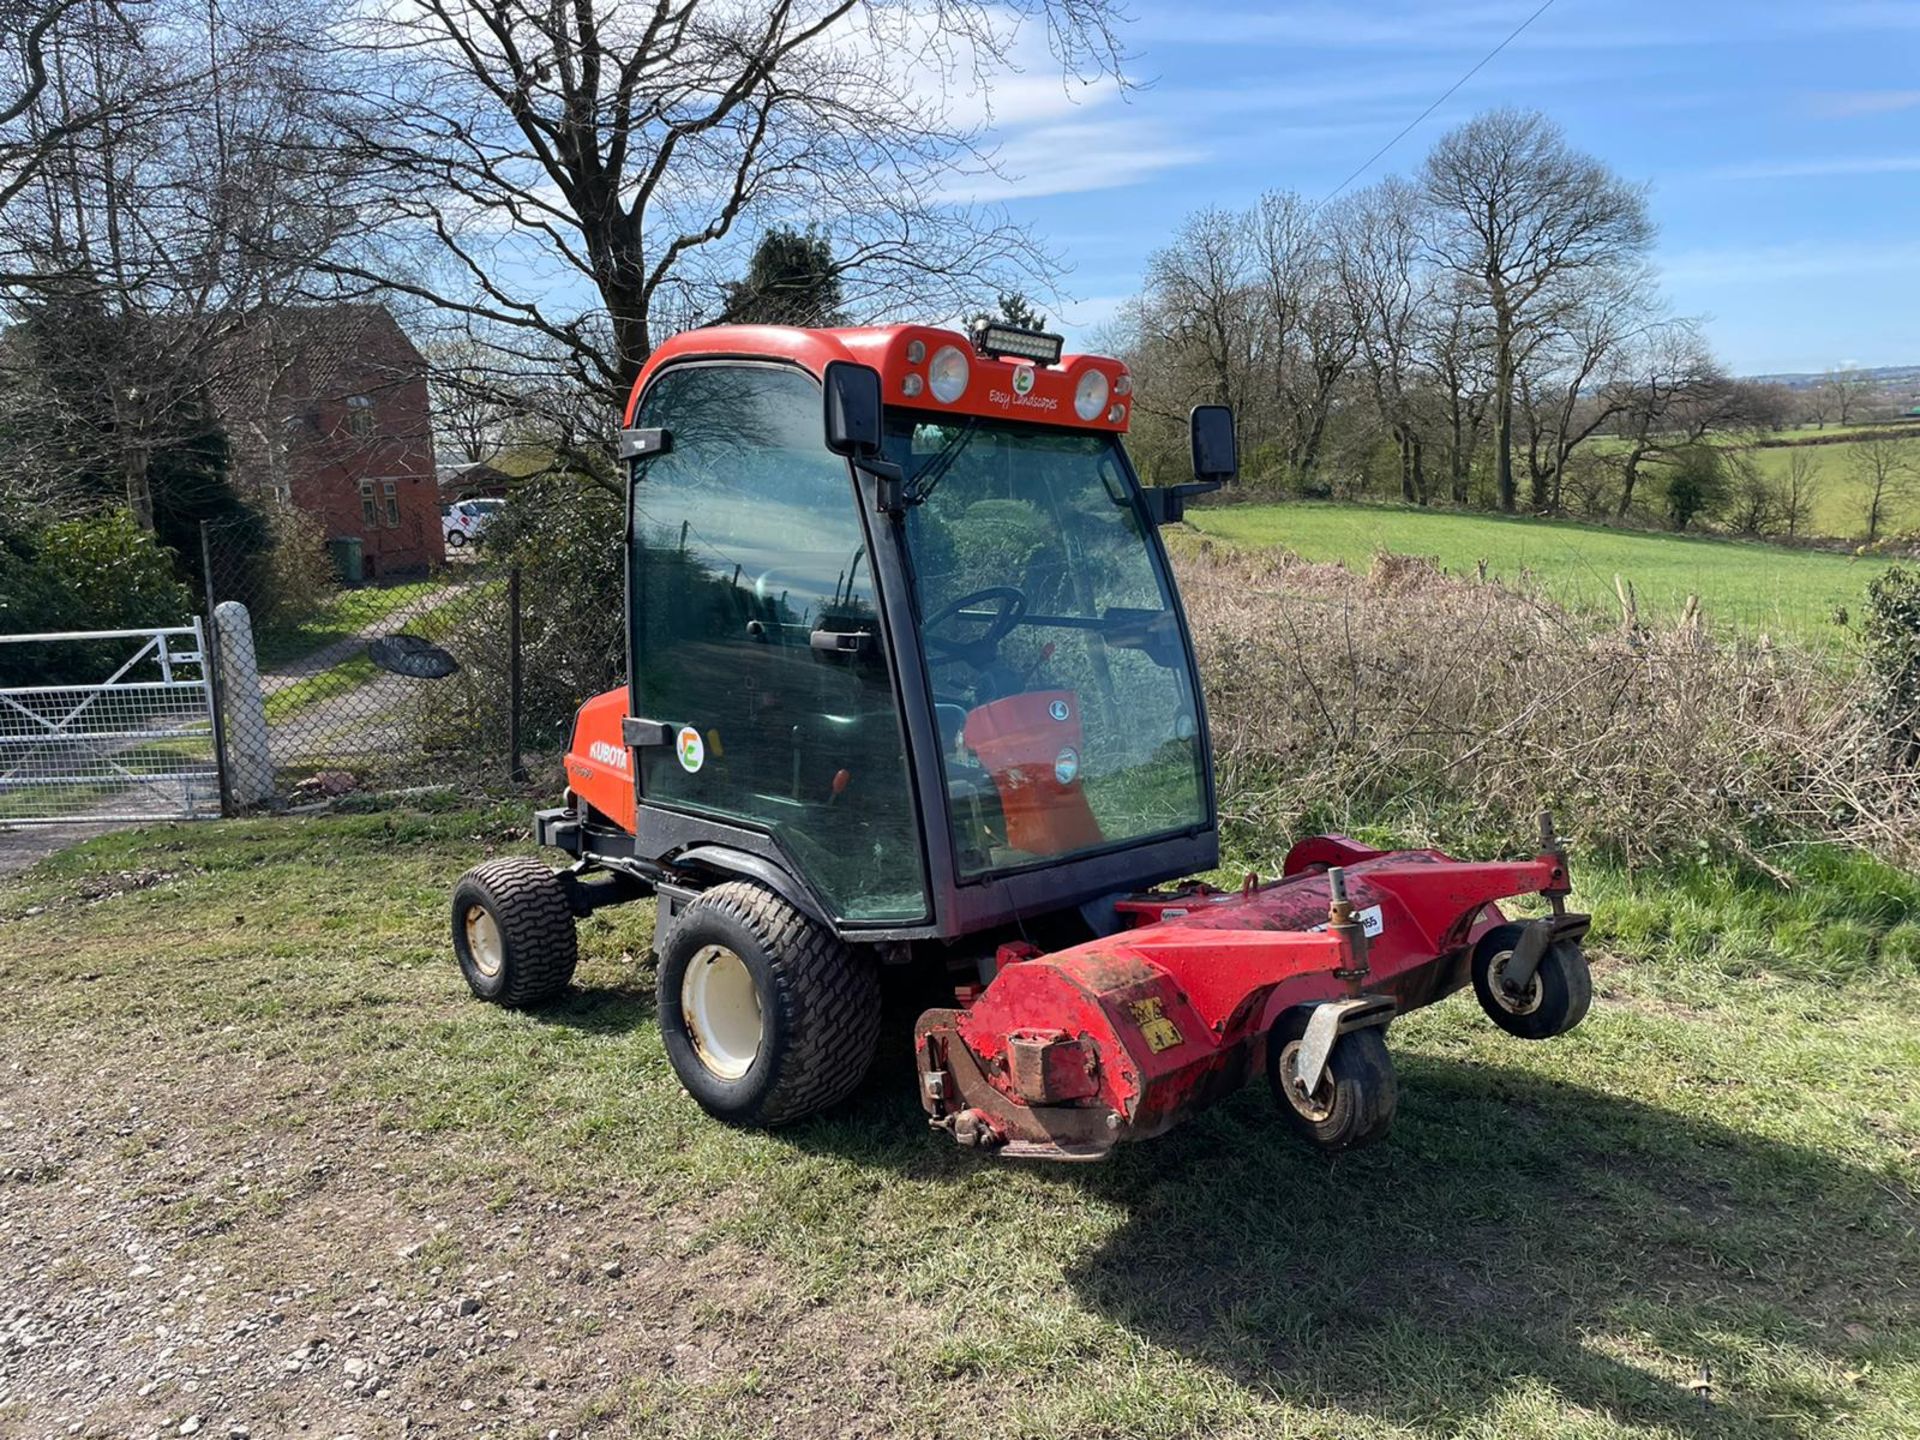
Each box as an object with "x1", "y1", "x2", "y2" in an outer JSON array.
[{"x1": 213, "y1": 601, "x2": 275, "y2": 807}]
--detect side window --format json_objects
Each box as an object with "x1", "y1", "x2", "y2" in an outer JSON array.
[
  {"x1": 359, "y1": 481, "x2": 378, "y2": 527},
  {"x1": 629, "y1": 364, "x2": 927, "y2": 923},
  {"x1": 381, "y1": 480, "x2": 400, "y2": 528}
]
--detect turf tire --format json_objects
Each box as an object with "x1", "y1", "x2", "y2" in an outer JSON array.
[
  {"x1": 1267, "y1": 1011, "x2": 1397, "y2": 1153},
  {"x1": 451, "y1": 857, "x2": 578, "y2": 1007},
  {"x1": 657, "y1": 881, "x2": 880, "y2": 1128},
  {"x1": 1470, "y1": 923, "x2": 1592, "y2": 1040}
]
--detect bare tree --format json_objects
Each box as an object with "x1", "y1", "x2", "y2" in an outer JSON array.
[
  {"x1": 1251, "y1": 190, "x2": 1353, "y2": 486},
  {"x1": 1853, "y1": 434, "x2": 1915, "y2": 541},
  {"x1": 316, "y1": 0, "x2": 1131, "y2": 480},
  {"x1": 1778, "y1": 446, "x2": 1823, "y2": 538},
  {"x1": 2, "y1": 0, "x2": 366, "y2": 526},
  {"x1": 1331, "y1": 178, "x2": 1427, "y2": 502},
  {"x1": 1515, "y1": 268, "x2": 1649, "y2": 512},
  {"x1": 1606, "y1": 322, "x2": 1732, "y2": 517},
  {"x1": 1820, "y1": 365, "x2": 1875, "y2": 428},
  {"x1": 1422, "y1": 108, "x2": 1654, "y2": 512}
]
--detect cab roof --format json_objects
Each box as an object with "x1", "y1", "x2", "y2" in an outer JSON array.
[{"x1": 622, "y1": 323, "x2": 1132, "y2": 435}]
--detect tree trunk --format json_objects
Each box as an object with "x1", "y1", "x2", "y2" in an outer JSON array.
[{"x1": 1494, "y1": 346, "x2": 1515, "y2": 512}]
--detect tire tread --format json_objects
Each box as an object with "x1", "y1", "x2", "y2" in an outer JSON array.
[{"x1": 453, "y1": 857, "x2": 578, "y2": 1007}]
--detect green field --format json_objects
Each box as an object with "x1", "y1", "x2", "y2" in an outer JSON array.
[
  {"x1": 3, "y1": 807, "x2": 1918, "y2": 1437},
  {"x1": 1739, "y1": 437, "x2": 1920, "y2": 539},
  {"x1": 1187, "y1": 501, "x2": 1895, "y2": 642}
]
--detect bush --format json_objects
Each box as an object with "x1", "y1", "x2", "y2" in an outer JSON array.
[
  {"x1": 1861, "y1": 564, "x2": 1920, "y2": 769},
  {"x1": 0, "y1": 511, "x2": 195, "y2": 683},
  {"x1": 1174, "y1": 538, "x2": 1919, "y2": 875}
]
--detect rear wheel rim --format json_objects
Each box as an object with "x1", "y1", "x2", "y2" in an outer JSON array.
[
  {"x1": 1277, "y1": 1040, "x2": 1335, "y2": 1122},
  {"x1": 1487, "y1": 950, "x2": 1544, "y2": 1015},
  {"x1": 465, "y1": 905, "x2": 503, "y2": 978},
  {"x1": 682, "y1": 944, "x2": 763, "y2": 1080}
]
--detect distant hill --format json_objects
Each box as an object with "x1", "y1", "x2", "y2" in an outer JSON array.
[{"x1": 1743, "y1": 363, "x2": 1920, "y2": 391}]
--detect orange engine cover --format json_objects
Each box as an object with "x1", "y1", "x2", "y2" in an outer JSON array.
[{"x1": 562, "y1": 687, "x2": 636, "y2": 832}]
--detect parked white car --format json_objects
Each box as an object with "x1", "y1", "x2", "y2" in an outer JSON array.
[{"x1": 442, "y1": 497, "x2": 504, "y2": 549}]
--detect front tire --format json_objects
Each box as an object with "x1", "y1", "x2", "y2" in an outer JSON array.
[
  {"x1": 451, "y1": 857, "x2": 578, "y2": 1007},
  {"x1": 1267, "y1": 1012, "x2": 1397, "y2": 1153},
  {"x1": 445, "y1": 529, "x2": 467, "y2": 548},
  {"x1": 1471, "y1": 923, "x2": 1592, "y2": 1040},
  {"x1": 657, "y1": 882, "x2": 880, "y2": 1128}
]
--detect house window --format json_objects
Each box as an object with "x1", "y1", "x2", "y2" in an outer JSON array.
[
  {"x1": 381, "y1": 480, "x2": 399, "y2": 528},
  {"x1": 346, "y1": 395, "x2": 375, "y2": 437},
  {"x1": 359, "y1": 480, "x2": 379, "y2": 527}
]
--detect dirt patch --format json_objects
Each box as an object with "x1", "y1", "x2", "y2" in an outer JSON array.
[{"x1": 0, "y1": 1052, "x2": 914, "y2": 1440}]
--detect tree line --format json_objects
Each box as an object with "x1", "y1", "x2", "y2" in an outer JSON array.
[{"x1": 1111, "y1": 107, "x2": 1914, "y2": 539}]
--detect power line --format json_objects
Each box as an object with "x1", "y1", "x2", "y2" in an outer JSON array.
[{"x1": 1313, "y1": 0, "x2": 1562, "y2": 212}]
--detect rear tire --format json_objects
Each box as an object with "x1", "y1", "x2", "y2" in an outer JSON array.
[
  {"x1": 1267, "y1": 1012, "x2": 1397, "y2": 1153},
  {"x1": 657, "y1": 881, "x2": 880, "y2": 1128},
  {"x1": 446, "y1": 530, "x2": 467, "y2": 548},
  {"x1": 451, "y1": 857, "x2": 578, "y2": 1007},
  {"x1": 1471, "y1": 923, "x2": 1591, "y2": 1040}
]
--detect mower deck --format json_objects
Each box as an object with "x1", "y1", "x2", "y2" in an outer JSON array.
[{"x1": 915, "y1": 833, "x2": 1587, "y2": 1160}]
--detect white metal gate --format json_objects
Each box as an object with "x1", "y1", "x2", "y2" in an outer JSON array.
[{"x1": 0, "y1": 622, "x2": 223, "y2": 824}]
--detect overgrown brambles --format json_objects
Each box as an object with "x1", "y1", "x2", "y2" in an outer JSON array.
[
  {"x1": 1862, "y1": 565, "x2": 1920, "y2": 771},
  {"x1": 1173, "y1": 538, "x2": 1919, "y2": 875}
]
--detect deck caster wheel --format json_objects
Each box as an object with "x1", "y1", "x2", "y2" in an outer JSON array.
[
  {"x1": 1267, "y1": 1012, "x2": 1397, "y2": 1153},
  {"x1": 657, "y1": 882, "x2": 880, "y2": 1128},
  {"x1": 1471, "y1": 922, "x2": 1592, "y2": 1040},
  {"x1": 451, "y1": 857, "x2": 578, "y2": 1007}
]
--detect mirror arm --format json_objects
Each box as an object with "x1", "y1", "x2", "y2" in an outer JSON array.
[
  {"x1": 1141, "y1": 479, "x2": 1223, "y2": 527},
  {"x1": 854, "y1": 458, "x2": 906, "y2": 518}
]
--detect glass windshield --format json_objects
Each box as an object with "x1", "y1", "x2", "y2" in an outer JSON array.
[{"x1": 888, "y1": 414, "x2": 1207, "y2": 879}]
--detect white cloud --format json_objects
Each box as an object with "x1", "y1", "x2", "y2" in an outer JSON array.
[
  {"x1": 1659, "y1": 240, "x2": 1920, "y2": 286},
  {"x1": 1805, "y1": 89, "x2": 1920, "y2": 118},
  {"x1": 944, "y1": 118, "x2": 1210, "y2": 202},
  {"x1": 1711, "y1": 154, "x2": 1920, "y2": 180},
  {"x1": 1128, "y1": 2, "x2": 1705, "y2": 50}
]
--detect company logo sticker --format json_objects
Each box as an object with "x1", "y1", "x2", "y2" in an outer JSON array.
[
  {"x1": 1011, "y1": 365, "x2": 1035, "y2": 396},
  {"x1": 587, "y1": 739, "x2": 629, "y2": 771},
  {"x1": 675, "y1": 725, "x2": 705, "y2": 774},
  {"x1": 1048, "y1": 699, "x2": 1070, "y2": 721}
]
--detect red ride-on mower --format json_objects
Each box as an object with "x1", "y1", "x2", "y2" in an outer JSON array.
[{"x1": 449, "y1": 320, "x2": 1592, "y2": 1160}]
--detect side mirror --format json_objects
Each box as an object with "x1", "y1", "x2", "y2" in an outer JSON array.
[
  {"x1": 824, "y1": 361, "x2": 884, "y2": 459},
  {"x1": 1190, "y1": 404, "x2": 1237, "y2": 482}
]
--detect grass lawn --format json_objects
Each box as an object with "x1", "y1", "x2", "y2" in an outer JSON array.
[
  {"x1": 254, "y1": 579, "x2": 446, "y2": 669},
  {"x1": 4, "y1": 803, "x2": 1918, "y2": 1437},
  {"x1": 1186, "y1": 502, "x2": 1894, "y2": 643}
]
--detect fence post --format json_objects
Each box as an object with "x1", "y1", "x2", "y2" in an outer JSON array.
[
  {"x1": 508, "y1": 565, "x2": 526, "y2": 783},
  {"x1": 199, "y1": 521, "x2": 235, "y2": 816},
  {"x1": 214, "y1": 600, "x2": 276, "y2": 807}
]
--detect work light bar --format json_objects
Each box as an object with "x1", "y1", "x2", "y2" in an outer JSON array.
[{"x1": 972, "y1": 323, "x2": 1065, "y2": 366}]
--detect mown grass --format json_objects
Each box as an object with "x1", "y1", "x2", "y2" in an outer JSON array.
[
  {"x1": 1185, "y1": 502, "x2": 1893, "y2": 643},
  {"x1": 253, "y1": 578, "x2": 445, "y2": 668},
  {"x1": 5, "y1": 804, "x2": 1918, "y2": 1438}
]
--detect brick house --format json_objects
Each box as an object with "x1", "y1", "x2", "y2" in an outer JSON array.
[{"x1": 212, "y1": 306, "x2": 444, "y2": 579}]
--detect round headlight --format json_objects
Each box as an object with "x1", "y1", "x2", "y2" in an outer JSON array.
[
  {"x1": 901, "y1": 373, "x2": 924, "y2": 398},
  {"x1": 928, "y1": 345, "x2": 970, "y2": 404},
  {"x1": 1113, "y1": 373, "x2": 1132, "y2": 397},
  {"x1": 906, "y1": 339, "x2": 926, "y2": 365},
  {"x1": 1073, "y1": 369, "x2": 1110, "y2": 422},
  {"x1": 1053, "y1": 747, "x2": 1081, "y2": 785},
  {"x1": 1107, "y1": 403, "x2": 1126, "y2": 424}
]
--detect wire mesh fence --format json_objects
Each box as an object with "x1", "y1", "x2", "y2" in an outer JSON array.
[
  {"x1": 0, "y1": 624, "x2": 222, "y2": 824},
  {"x1": 199, "y1": 515, "x2": 531, "y2": 809}
]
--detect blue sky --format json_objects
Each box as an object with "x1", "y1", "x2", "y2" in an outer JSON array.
[{"x1": 969, "y1": 0, "x2": 1920, "y2": 375}]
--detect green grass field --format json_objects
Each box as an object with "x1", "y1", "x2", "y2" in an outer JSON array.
[
  {"x1": 1186, "y1": 502, "x2": 1895, "y2": 643},
  {"x1": 3, "y1": 806, "x2": 1917, "y2": 1437}
]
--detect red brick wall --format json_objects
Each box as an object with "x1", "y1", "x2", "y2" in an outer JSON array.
[{"x1": 286, "y1": 311, "x2": 445, "y2": 580}]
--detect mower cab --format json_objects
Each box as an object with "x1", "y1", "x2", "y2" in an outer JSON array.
[{"x1": 448, "y1": 320, "x2": 1592, "y2": 1160}]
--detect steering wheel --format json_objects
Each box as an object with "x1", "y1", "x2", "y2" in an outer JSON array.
[{"x1": 924, "y1": 585, "x2": 1029, "y2": 666}]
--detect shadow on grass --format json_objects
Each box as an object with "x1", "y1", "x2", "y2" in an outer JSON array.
[{"x1": 802, "y1": 1040, "x2": 1919, "y2": 1439}]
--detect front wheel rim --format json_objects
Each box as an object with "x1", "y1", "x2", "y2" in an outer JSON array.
[
  {"x1": 465, "y1": 904, "x2": 504, "y2": 978},
  {"x1": 1487, "y1": 950, "x2": 1545, "y2": 1015},
  {"x1": 681, "y1": 944, "x2": 763, "y2": 1080},
  {"x1": 1277, "y1": 1040, "x2": 1336, "y2": 1122}
]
